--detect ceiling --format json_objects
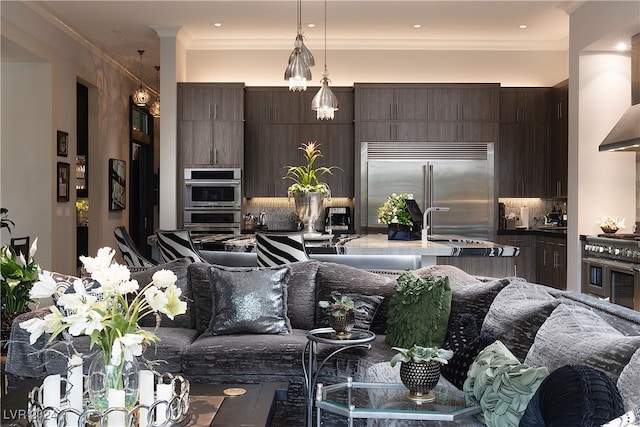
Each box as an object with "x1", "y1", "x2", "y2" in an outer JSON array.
[{"x1": 3, "y1": 1, "x2": 637, "y2": 91}]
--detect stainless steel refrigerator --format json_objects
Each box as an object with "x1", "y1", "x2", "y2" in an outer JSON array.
[{"x1": 360, "y1": 141, "x2": 495, "y2": 240}]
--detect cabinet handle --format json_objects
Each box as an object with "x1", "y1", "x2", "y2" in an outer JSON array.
[
  {"x1": 553, "y1": 251, "x2": 559, "y2": 269},
  {"x1": 395, "y1": 104, "x2": 398, "y2": 120},
  {"x1": 543, "y1": 248, "x2": 548, "y2": 266},
  {"x1": 213, "y1": 149, "x2": 217, "y2": 164},
  {"x1": 208, "y1": 103, "x2": 212, "y2": 119},
  {"x1": 556, "y1": 181, "x2": 561, "y2": 197}
]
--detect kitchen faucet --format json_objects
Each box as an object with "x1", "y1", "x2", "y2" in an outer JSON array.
[{"x1": 422, "y1": 207, "x2": 450, "y2": 240}]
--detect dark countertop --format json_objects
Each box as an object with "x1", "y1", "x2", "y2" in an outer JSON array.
[{"x1": 498, "y1": 227, "x2": 567, "y2": 238}]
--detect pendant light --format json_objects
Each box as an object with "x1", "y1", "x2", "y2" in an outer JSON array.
[
  {"x1": 149, "y1": 65, "x2": 161, "y2": 117},
  {"x1": 284, "y1": 0, "x2": 313, "y2": 91},
  {"x1": 132, "y1": 50, "x2": 150, "y2": 107},
  {"x1": 311, "y1": 0, "x2": 338, "y2": 120}
]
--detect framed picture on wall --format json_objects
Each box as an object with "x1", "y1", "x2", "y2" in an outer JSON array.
[
  {"x1": 57, "y1": 130, "x2": 69, "y2": 157},
  {"x1": 109, "y1": 158, "x2": 126, "y2": 211},
  {"x1": 57, "y1": 162, "x2": 70, "y2": 202}
]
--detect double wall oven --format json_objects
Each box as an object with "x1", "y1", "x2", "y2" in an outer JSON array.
[
  {"x1": 582, "y1": 235, "x2": 640, "y2": 311},
  {"x1": 184, "y1": 168, "x2": 241, "y2": 234}
]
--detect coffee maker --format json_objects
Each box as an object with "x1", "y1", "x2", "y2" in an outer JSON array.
[{"x1": 324, "y1": 207, "x2": 353, "y2": 233}]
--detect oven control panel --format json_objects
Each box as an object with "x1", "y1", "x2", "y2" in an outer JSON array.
[{"x1": 583, "y1": 242, "x2": 640, "y2": 263}]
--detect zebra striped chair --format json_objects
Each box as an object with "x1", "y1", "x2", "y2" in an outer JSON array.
[
  {"x1": 156, "y1": 229, "x2": 206, "y2": 263},
  {"x1": 255, "y1": 232, "x2": 309, "y2": 267},
  {"x1": 113, "y1": 226, "x2": 156, "y2": 268}
]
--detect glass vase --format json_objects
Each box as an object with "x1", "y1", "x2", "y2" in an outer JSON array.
[{"x1": 88, "y1": 350, "x2": 140, "y2": 411}]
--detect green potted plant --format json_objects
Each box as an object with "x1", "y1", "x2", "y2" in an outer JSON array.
[
  {"x1": 390, "y1": 344, "x2": 454, "y2": 402},
  {"x1": 1, "y1": 237, "x2": 39, "y2": 349},
  {"x1": 377, "y1": 193, "x2": 415, "y2": 240},
  {"x1": 318, "y1": 291, "x2": 364, "y2": 338},
  {"x1": 283, "y1": 142, "x2": 340, "y2": 235}
]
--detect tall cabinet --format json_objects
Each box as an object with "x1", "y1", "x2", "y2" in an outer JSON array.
[
  {"x1": 498, "y1": 88, "x2": 549, "y2": 197},
  {"x1": 244, "y1": 87, "x2": 354, "y2": 198},
  {"x1": 176, "y1": 83, "x2": 245, "y2": 227},
  {"x1": 546, "y1": 80, "x2": 568, "y2": 198}
]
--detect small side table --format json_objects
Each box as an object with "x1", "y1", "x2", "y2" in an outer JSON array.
[{"x1": 303, "y1": 327, "x2": 376, "y2": 427}]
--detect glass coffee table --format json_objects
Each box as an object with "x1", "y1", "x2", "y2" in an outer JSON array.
[{"x1": 315, "y1": 377, "x2": 480, "y2": 426}]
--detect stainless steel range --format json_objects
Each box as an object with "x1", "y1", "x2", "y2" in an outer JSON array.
[{"x1": 581, "y1": 234, "x2": 640, "y2": 311}]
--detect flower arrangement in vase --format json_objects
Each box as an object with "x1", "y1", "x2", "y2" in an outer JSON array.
[
  {"x1": 377, "y1": 193, "x2": 415, "y2": 240},
  {"x1": 390, "y1": 344, "x2": 454, "y2": 402},
  {"x1": 20, "y1": 247, "x2": 187, "y2": 410}
]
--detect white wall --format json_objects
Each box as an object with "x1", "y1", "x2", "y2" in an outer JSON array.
[
  {"x1": 566, "y1": 1, "x2": 639, "y2": 292},
  {"x1": 1, "y1": 2, "x2": 139, "y2": 274},
  {"x1": 187, "y1": 49, "x2": 568, "y2": 87},
  {"x1": 1, "y1": 63, "x2": 53, "y2": 269}
]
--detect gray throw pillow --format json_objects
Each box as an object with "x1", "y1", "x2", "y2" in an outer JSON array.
[
  {"x1": 524, "y1": 304, "x2": 640, "y2": 380},
  {"x1": 447, "y1": 276, "x2": 513, "y2": 330},
  {"x1": 130, "y1": 258, "x2": 193, "y2": 329},
  {"x1": 481, "y1": 280, "x2": 559, "y2": 361},
  {"x1": 617, "y1": 348, "x2": 640, "y2": 411},
  {"x1": 316, "y1": 294, "x2": 385, "y2": 331},
  {"x1": 205, "y1": 265, "x2": 292, "y2": 336},
  {"x1": 315, "y1": 262, "x2": 396, "y2": 335}
]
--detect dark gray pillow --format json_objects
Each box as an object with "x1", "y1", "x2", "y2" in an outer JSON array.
[
  {"x1": 284, "y1": 260, "x2": 320, "y2": 330},
  {"x1": 481, "y1": 280, "x2": 560, "y2": 361},
  {"x1": 188, "y1": 262, "x2": 214, "y2": 334},
  {"x1": 315, "y1": 262, "x2": 396, "y2": 335},
  {"x1": 447, "y1": 276, "x2": 513, "y2": 331},
  {"x1": 524, "y1": 304, "x2": 640, "y2": 380},
  {"x1": 205, "y1": 265, "x2": 292, "y2": 336},
  {"x1": 131, "y1": 258, "x2": 194, "y2": 329},
  {"x1": 316, "y1": 294, "x2": 385, "y2": 331}
]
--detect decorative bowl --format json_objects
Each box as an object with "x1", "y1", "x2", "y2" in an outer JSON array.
[{"x1": 600, "y1": 226, "x2": 618, "y2": 234}]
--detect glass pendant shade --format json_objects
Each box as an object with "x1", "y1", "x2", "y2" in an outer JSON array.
[
  {"x1": 149, "y1": 98, "x2": 160, "y2": 117},
  {"x1": 293, "y1": 33, "x2": 315, "y2": 67},
  {"x1": 132, "y1": 86, "x2": 150, "y2": 107},
  {"x1": 132, "y1": 50, "x2": 149, "y2": 107},
  {"x1": 285, "y1": 46, "x2": 312, "y2": 92},
  {"x1": 149, "y1": 65, "x2": 160, "y2": 116},
  {"x1": 311, "y1": 72, "x2": 339, "y2": 120}
]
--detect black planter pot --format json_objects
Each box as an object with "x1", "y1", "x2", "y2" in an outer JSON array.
[{"x1": 399, "y1": 361, "x2": 441, "y2": 402}]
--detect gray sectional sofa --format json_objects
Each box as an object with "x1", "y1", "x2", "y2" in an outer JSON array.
[{"x1": 7, "y1": 259, "x2": 640, "y2": 426}]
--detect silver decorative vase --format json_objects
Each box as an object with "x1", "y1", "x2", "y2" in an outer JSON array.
[
  {"x1": 329, "y1": 310, "x2": 356, "y2": 339},
  {"x1": 399, "y1": 361, "x2": 441, "y2": 402},
  {"x1": 293, "y1": 192, "x2": 325, "y2": 236}
]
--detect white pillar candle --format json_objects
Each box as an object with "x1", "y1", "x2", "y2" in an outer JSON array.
[
  {"x1": 138, "y1": 370, "x2": 155, "y2": 426},
  {"x1": 42, "y1": 374, "x2": 60, "y2": 427},
  {"x1": 155, "y1": 382, "x2": 172, "y2": 424},
  {"x1": 107, "y1": 388, "x2": 125, "y2": 427},
  {"x1": 66, "y1": 355, "x2": 83, "y2": 426}
]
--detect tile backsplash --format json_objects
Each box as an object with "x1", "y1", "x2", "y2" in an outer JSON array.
[
  {"x1": 243, "y1": 197, "x2": 354, "y2": 231},
  {"x1": 499, "y1": 198, "x2": 567, "y2": 228}
]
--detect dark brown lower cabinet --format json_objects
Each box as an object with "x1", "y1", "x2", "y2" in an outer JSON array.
[{"x1": 536, "y1": 236, "x2": 567, "y2": 290}]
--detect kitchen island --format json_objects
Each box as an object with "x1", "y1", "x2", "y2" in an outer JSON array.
[{"x1": 165, "y1": 232, "x2": 519, "y2": 278}]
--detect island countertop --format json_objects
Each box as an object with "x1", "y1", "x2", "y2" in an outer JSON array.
[{"x1": 336, "y1": 234, "x2": 520, "y2": 257}]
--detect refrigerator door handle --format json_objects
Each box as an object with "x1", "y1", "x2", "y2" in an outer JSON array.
[{"x1": 424, "y1": 162, "x2": 433, "y2": 211}]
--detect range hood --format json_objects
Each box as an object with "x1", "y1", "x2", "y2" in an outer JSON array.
[{"x1": 600, "y1": 33, "x2": 640, "y2": 152}]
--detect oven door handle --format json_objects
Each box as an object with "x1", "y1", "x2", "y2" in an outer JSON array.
[{"x1": 185, "y1": 180, "x2": 241, "y2": 186}]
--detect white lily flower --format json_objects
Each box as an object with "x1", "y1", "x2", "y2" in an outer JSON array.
[
  {"x1": 144, "y1": 286, "x2": 168, "y2": 312},
  {"x1": 111, "y1": 333, "x2": 144, "y2": 365},
  {"x1": 19, "y1": 317, "x2": 46, "y2": 344},
  {"x1": 152, "y1": 269, "x2": 177, "y2": 289},
  {"x1": 64, "y1": 310, "x2": 102, "y2": 336},
  {"x1": 29, "y1": 237, "x2": 38, "y2": 260},
  {"x1": 92, "y1": 263, "x2": 130, "y2": 292},
  {"x1": 161, "y1": 285, "x2": 187, "y2": 320},
  {"x1": 80, "y1": 247, "x2": 115, "y2": 274},
  {"x1": 30, "y1": 272, "x2": 58, "y2": 299},
  {"x1": 118, "y1": 279, "x2": 139, "y2": 295},
  {"x1": 57, "y1": 291, "x2": 97, "y2": 313},
  {"x1": 81, "y1": 310, "x2": 104, "y2": 335}
]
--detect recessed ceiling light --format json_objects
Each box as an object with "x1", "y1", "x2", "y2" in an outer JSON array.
[
  {"x1": 413, "y1": 24, "x2": 422, "y2": 29},
  {"x1": 212, "y1": 22, "x2": 222, "y2": 27},
  {"x1": 519, "y1": 24, "x2": 528, "y2": 29},
  {"x1": 614, "y1": 41, "x2": 630, "y2": 52},
  {"x1": 307, "y1": 23, "x2": 315, "y2": 28}
]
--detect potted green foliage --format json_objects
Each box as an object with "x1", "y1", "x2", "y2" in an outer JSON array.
[
  {"x1": 390, "y1": 344, "x2": 454, "y2": 401},
  {"x1": 318, "y1": 292, "x2": 364, "y2": 338},
  {"x1": 283, "y1": 142, "x2": 340, "y2": 235}
]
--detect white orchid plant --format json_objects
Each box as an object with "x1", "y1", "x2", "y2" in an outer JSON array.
[
  {"x1": 19, "y1": 247, "x2": 187, "y2": 367},
  {"x1": 596, "y1": 216, "x2": 626, "y2": 232}
]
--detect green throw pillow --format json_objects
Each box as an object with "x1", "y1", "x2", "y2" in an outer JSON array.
[
  {"x1": 464, "y1": 340, "x2": 549, "y2": 427},
  {"x1": 385, "y1": 271, "x2": 452, "y2": 348}
]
